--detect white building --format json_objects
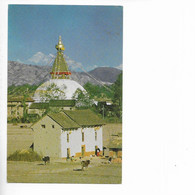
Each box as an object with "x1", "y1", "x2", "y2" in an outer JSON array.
[{"x1": 31, "y1": 109, "x2": 104, "y2": 158}]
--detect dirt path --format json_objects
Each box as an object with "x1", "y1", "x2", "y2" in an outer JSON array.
[{"x1": 7, "y1": 160, "x2": 122, "y2": 183}]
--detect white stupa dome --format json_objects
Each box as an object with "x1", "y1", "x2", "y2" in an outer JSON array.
[{"x1": 33, "y1": 79, "x2": 86, "y2": 102}]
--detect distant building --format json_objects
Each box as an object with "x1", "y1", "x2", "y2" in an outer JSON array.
[
  {"x1": 107, "y1": 133, "x2": 122, "y2": 158},
  {"x1": 31, "y1": 109, "x2": 105, "y2": 158},
  {"x1": 7, "y1": 96, "x2": 34, "y2": 118},
  {"x1": 28, "y1": 100, "x2": 76, "y2": 116}
]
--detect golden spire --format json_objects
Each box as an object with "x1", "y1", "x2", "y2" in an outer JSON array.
[
  {"x1": 55, "y1": 35, "x2": 65, "y2": 51},
  {"x1": 50, "y1": 36, "x2": 71, "y2": 79}
]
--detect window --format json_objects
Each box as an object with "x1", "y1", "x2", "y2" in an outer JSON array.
[
  {"x1": 82, "y1": 132, "x2": 84, "y2": 142},
  {"x1": 95, "y1": 131, "x2": 97, "y2": 141},
  {"x1": 41, "y1": 125, "x2": 45, "y2": 128},
  {"x1": 52, "y1": 125, "x2": 55, "y2": 128},
  {"x1": 67, "y1": 133, "x2": 69, "y2": 143}
]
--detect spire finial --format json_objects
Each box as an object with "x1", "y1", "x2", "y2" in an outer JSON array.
[
  {"x1": 59, "y1": 35, "x2": 62, "y2": 43},
  {"x1": 55, "y1": 35, "x2": 65, "y2": 51}
]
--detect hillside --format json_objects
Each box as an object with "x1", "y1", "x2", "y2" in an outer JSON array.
[{"x1": 8, "y1": 61, "x2": 122, "y2": 86}]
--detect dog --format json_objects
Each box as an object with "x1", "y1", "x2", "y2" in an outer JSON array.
[
  {"x1": 81, "y1": 160, "x2": 90, "y2": 170},
  {"x1": 42, "y1": 156, "x2": 50, "y2": 165}
]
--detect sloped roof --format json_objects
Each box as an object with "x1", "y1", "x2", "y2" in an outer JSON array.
[
  {"x1": 64, "y1": 109, "x2": 105, "y2": 127},
  {"x1": 29, "y1": 103, "x2": 49, "y2": 109},
  {"x1": 29, "y1": 100, "x2": 76, "y2": 109},
  {"x1": 49, "y1": 100, "x2": 75, "y2": 107},
  {"x1": 48, "y1": 112, "x2": 80, "y2": 130}
]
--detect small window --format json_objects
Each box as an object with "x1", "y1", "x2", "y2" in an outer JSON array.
[
  {"x1": 67, "y1": 133, "x2": 69, "y2": 143},
  {"x1": 95, "y1": 131, "x2": 97, "y2": 141},
  {"x1": 41, "y1": 125, "x2": 45, "y2": 128},
  {"x1": 52, "y1": 125, "x2": 55, "y2": 128},
  {"x1": 82, "y1": 132, "x2": 84, "y2": 142}
]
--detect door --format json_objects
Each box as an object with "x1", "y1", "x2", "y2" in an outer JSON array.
[
  {"x1": 81, "y1": 145, "x2": 85, "y2": 157},
  {"x1": 95, "y1": 145, "x2": 98, "y2": 156},
  {"x1": 67, "y1": 148, "x2": 70, "y2": 159}
]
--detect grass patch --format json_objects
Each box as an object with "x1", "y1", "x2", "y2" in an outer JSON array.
[{"x1": 7, "y1": 149, "x2": 42, "y2": 162}]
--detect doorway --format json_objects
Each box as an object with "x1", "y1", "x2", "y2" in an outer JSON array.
[
  {"x1": 67, "y1": 148, "x2": 70, "y2": 159},
  {"x1": 81, "y1": 145, "x2": 85, "y2": 157}
]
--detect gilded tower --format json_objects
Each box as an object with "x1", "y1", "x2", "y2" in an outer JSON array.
[{"x1": 50, "y1": 36, "x2": 71, "y2": 79}]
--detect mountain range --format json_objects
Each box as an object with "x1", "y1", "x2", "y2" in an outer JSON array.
[{"x1": 8, "y1": 61, "x2": 122, "y2": 86}]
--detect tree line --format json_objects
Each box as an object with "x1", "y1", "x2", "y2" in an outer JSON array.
[{"x1": 8, "y1": 73, "x2": 122, "y2": 123}]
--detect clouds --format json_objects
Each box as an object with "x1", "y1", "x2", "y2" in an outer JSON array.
[
  {"x1": 16, "y1": 52, "x2": 123, "y2": 71},
  {"x1": 17, "y1": 52, "x2": 55, "y2": 66},
  {"x1": 64, "y1": 55, "x2": 99, "y2": 72}
]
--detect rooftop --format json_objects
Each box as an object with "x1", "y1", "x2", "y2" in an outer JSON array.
[
  {"x1": 8, "y1": 96, "x2": 34, "y2": 102},
  {"x1": 48, "y1": 112, "x2": 80, "y2": 130},
  {"x1": 29, "y1": 103, "x2": 49, "y2": 109},
  {"x1": 29, "y1": 100, "x2": 76, "y2": 109},
  {"x1": 64, "y1": 109, "x2": 105, "y2": 127}
]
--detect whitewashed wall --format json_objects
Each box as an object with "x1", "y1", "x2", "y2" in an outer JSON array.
[
  {"x1": 60, "y1": 126, "x2": 103, "y2": 158},
  {"x1": 61, "y1": 128, "x2": 82, "y2": 157},
  {"x1": 84, "y1": 127, "x2": 103, "y2": 153}
]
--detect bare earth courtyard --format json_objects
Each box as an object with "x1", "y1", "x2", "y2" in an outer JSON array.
[{"x1": 7, "y1": 123, "x2": 122, "y2": 184}]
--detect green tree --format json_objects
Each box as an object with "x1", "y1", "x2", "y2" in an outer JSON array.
[
  {"x1": 21, "y1": 88, "x2": 29, "y2": 122},
  {"x1": 84, "y1": 82, "x2": 113, "y2": 99},
  {"x1": 112, "y1": 73, "x2": 122, "y2": 118},
  {"x1": 73, "y1": 89, "x2": 94, "y2": 109},
  {"x1": 39, "y1": 83, "x2": 66, "y2": 102}
]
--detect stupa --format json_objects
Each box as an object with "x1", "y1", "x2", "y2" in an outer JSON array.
[{"x1": 33, "y1": 36, "x2": 86, "y2": 102}]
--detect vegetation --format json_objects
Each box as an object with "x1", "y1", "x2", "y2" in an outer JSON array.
[
  {"x1": 8, "y1": 73, "x2": 122, "y2": 123},
  {"x1": 84, "y1": 73, "x2": 122, "y2": 122},
  {"x1": 7, "y1": 149, "x2": 42, "y2": 162},
  {"x1": 112, "y1": 73, "x2": 122, "y2": 119},
  {"x1": 21, "y1": 88, "x2": 29, "y2": 122},
  {"x1": 39, "y1": 83, "x2": 66, "y2": 101},
  {"x1": 84, "y1": 82, "x2": 113, "y2": 99},
  {"x1": 8, "y1": 84, "x2": 39, "y2": 97},
  {"x1": 73, "y1": 88, "x2": 94, "y2": 109}
]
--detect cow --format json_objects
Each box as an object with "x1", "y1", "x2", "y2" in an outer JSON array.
[
  {"x1": 81, "y1": 160, "x2": 90, "y2": 170},
  {"x1": 42, "y1": 156, "x2": 50, "y2": 165}
]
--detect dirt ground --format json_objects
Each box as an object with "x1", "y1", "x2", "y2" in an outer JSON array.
[
  {"x1": 7, "y1": 159, "x2": 122, "y2": 184},
  {"x1": 7, "y1": 123, "x2": 122, "y2": 184},
  {"x1": 7, "y1": 123, "x2": 33, "y2": 156}
]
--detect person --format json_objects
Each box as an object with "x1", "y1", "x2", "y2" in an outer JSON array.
[{"x1": 97, "y1": 148, "x2": 100, "y2": 156}]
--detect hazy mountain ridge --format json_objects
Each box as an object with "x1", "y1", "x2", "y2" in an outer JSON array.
[{"x1": 8, "y1": 61, "x2": 122, "y2": 86}]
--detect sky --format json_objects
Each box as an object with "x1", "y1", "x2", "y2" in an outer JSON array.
[{"x1": 8, "y1": 5, "x2": 123, "y2": 71}]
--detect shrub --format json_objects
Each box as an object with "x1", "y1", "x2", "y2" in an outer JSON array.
[{"x1": 7, "y1": 149, "x2": 42, "y2": 162}]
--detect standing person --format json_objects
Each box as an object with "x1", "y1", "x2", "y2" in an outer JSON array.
[{"x1": 97, "y1": 148, "x2": 100, "y2": 156}]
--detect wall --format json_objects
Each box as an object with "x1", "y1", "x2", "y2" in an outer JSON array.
[
  {"x1": 60, "y1": 126, "x2": 103, "y2": 158},
  {"x1": 109, "y1": 149, "x2": 122, "y2": 158},
  {"x1": 28, "y1": 108, "x2": 46, "y2": 116},
  {"x1": 33, "y1": 116, "x2": 61, "y2": 158}
]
